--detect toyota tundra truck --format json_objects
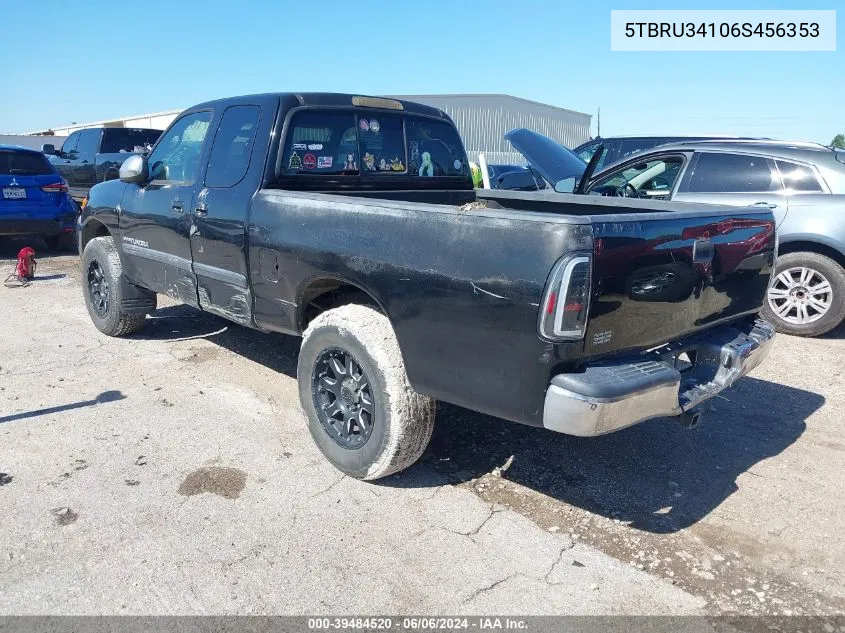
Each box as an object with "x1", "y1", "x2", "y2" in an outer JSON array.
[{"x1": 77, "y1": 92, "x2": 777, "y2": 480}]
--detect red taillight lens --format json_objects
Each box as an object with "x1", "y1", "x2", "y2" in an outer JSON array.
[
  {"x1": 41, "y1": 180, "x2": 69, "y2": 193},
  {"x1": 538, "y1": 253, "x2": 592, "y2": 341}
]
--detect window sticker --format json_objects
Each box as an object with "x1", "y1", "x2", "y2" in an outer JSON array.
[
  {"x1": 454, "y1": 159, "x2": 462, "y2": 170},
  {"x1": 389, "y1": 157, "x2": 404, "y2": 171},
  {"x1": 409, "y1": 142, "x2": 420, "y2": 172},
  {"x1": 379, "y1": 158, "x2": 388, "y2": 171},
  {"x1": 317, "y1": 156, "x2": 333, "y2": 168},
  {"x1": 359, "y1": 119, "x2": 370, "y2": 132},
  {"x1": 343, "y1": 153, "x2": 357, "y2": 170},
  {"x1": 363, "y1": 152, "x2": 376, "y2": 171},
  {"x1": 419, "y1": 152, "x2": 433, "y2": 177},
  {"x1": 308, "y1": 143, "x2": 323, "y2": 151},
  {"x1": 369, "y1": 119, "x2": 380, "y2": 134},
  {"x1": 289, "y1": 151, "x2": 303, "y2": 169},
  {"x1": 293, "y1": 143, "x2": 307, "y2": 150},
  {"x1": 303, "y1": 153, "x2": 317, "y2": 169}
]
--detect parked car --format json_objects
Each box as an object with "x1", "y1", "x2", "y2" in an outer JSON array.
[
  {"x1": 78, "y1": 92, "x2": 776, "y2": 480},
  {"x1": 1, "y1": 145, "x2": 78, "y2": 250},
  {"x1": 573, "y1": 135, "x2": 763, "y2": 173},
  {"x1": 509, "y1": 129, "x2": 845, "y2": 337},
  {"x1": 43, "y1": 127, "x2": 162, "y2": 202}
]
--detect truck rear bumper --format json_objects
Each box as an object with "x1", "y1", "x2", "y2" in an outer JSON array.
[{"x1": 543, "y1": 318, "x2": 775, "y2": 436}]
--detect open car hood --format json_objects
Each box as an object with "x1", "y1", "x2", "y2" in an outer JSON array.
[{"x1": 504, "y1": 128, "x2": 587, "y2": 189}]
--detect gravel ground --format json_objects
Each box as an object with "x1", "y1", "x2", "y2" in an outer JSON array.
[{"x1": 0, "y1": 239, "x2": 843, "y2": 617}]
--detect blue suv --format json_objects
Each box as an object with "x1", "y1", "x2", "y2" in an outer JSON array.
[{"x1": 1, "y1": 145, "x2": 78, "y2": 250}]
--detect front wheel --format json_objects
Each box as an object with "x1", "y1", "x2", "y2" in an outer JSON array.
[
  {"x1": 80, "y1": 236, "x2": 150, "y2": 337},
  {"x1": 762, "y1": 251, "x2": 845, "y2": 337},
  {"x1": 297, "y1": 304, "x2": 436, "y2": 480}
]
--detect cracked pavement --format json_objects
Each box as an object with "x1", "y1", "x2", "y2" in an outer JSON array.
[{"x1": 0, "y1": 247, "x2": 702, "y2": 615}]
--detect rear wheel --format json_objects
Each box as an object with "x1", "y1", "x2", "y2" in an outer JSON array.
[
  {"x1": 81, "y1": 236, "x2": 150, "y2": 337},
  {"x1": 762, "y1": 251, "x2": 845, "y2": 337},
  {"x1": 297, "y1": 304, "x2": 436, "y2": 480}
]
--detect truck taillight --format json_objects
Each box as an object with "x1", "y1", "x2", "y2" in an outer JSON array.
[
  {"x1": 538, "y1": 253, "x2": 592, "y2": 341},
  {"x1": 41, "y1": 180, "x2": 68, "y2": 193}
]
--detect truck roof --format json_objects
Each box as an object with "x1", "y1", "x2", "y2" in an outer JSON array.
[{"x1": 188, "y1": 92, "x2": 453, "y2": 121}]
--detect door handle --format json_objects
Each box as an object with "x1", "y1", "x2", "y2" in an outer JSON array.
[
  {"x1": 194, "y1": 202, "x2": 208, "y2": 217},
  {"x1": 171, "y1": 203, "x2": 184, "y2": 213},
  {"x1": 753, "y1": 202, "x2": 777, "y2": 209},
  {"x1": 64, "y1": 160, "x2": 72, "y2": 163}
]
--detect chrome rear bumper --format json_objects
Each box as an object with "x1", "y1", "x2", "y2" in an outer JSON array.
[{"x1": 543, "y1": 319, "x2": 775, "y2": 436}]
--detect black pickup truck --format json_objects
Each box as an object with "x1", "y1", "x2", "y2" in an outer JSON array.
[
  {"x1": 43, "y1": 127, "x2": 162, "y2": 202},
  {"x1": 78, "y1": 92, "x2": 777, "y2": 480}
]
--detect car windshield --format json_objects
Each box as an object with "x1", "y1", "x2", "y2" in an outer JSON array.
[{"x1": 0, "y1": 150, "x2": 53, "y2": 175}]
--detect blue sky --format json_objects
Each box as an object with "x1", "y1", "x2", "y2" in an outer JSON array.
[{"x1": 2, "y1": 0, "x2": 841, "y2": 144}]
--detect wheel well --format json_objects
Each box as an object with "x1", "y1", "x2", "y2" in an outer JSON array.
[
  {"x1": 778, "y1": 240, "x2": 845, "y2": 269},
  {"x1": 299, "y1": 279, "x2": 385, "y2": 331},
  {"x1": 80, "y1": 220, "x2": 111, "y2": 252}
]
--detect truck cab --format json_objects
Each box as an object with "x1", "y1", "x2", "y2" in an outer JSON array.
[{"x1": 45, "y1": 127, "x2": 161, "y2": 202}]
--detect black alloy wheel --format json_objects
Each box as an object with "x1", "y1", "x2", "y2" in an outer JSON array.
[
  {"x1": 87, "y1": 260, "x2": 110, "y2": 318},
  {"x1": 312, "y1": 347, "x2": 376, "y2": 449}
]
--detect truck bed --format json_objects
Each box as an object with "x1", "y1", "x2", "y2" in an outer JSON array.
[{"x1": 247, "y1": 188, "x2": 775, "y2": 426}]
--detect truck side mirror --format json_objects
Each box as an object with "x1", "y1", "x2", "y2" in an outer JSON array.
[
  {"x1": 119, "y1": 154, "x2": 149, "y2": 183},
  {"x1": 42, "y1": 144, "x2": 56, "y2": 155}
]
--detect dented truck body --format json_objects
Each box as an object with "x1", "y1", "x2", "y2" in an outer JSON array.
[{"x1": 79, "y1": 92, "x2": 777, "y2": 437}]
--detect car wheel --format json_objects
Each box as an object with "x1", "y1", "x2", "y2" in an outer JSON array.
[
  {"x1": 297, "y1": 304, "x2": 436, "y2": 480},
  {"x1": 81, "y1": 236, "x2": 149, "y2": 337},
  {"x1": 762, "y1": 251, "x2": 845, "y2": 337}
]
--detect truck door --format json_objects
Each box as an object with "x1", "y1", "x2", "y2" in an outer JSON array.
[
  {"x1": 52, "y1": 132, "x2": 80, "y2": 198},
  {"x1": 118, "y1": 110, "x2": 213, "y2": 305},
  {"x1": 673, "y1": 152, "x2": 788, "y2": 226},
  {"x1": 74, "y1": 129, "x2": 101, "y2": 192},
  {"x1": 188, "y1": 104, "x2": 263, "y2": 325}
]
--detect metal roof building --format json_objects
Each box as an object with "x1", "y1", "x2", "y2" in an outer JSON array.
[
  {"x1": 25, "y1": 94, "x2": 592, "y2": 165},
  {"x1": 390, "y1": 94, "x2": 592, "y2": 164}
]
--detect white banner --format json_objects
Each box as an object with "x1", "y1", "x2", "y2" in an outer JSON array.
[{"x1": 610, "y1": 10, "x2": 836, "y2": 52}]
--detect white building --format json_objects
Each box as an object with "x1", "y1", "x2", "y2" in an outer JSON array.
[
  {"x1": 26, "y1": 109, "x2": 183, "y2": 137},
  {"x1": 25, "y1": 95, "x2": 592, "y2": 163}
]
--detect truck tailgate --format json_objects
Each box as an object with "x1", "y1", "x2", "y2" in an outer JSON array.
[{"x1": 584, "y1": 209, "x2": 776, "y2": 358}]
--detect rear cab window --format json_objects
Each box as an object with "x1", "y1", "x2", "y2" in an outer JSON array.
[
  {"x1": 101, "y1": 129, "x2": 162, "y2": 154},
  {"x1": 278, "y1": 107, "x2": 469, "y2": 187}
]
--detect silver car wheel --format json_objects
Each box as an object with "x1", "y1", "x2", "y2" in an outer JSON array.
[{"x1": 767, "y1": 266, "x2": 832, "y2": 325}]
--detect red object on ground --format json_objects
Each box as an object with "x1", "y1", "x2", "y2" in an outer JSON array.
[{"x1": 16, "y1": 247, "x2": 36, "y2": 280}]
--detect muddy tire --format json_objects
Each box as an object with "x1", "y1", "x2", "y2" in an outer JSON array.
[
  {"x1": 761, "y1": 251, "x2": 845, "y2": 337},
  {"x1": 81, "y1": 236, "x2": 149, "y2": 337},
  {"x1": 297, "y1": 304, "x2": 436, "y2": 480}
]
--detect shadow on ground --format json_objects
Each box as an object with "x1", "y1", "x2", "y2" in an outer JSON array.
[
  {"x1": 0, "y1": 390, "x2": 125, "y2": 424},
  {"x1": 136, "y1": 304, "x2": 823, "y2": 534},
  {"x1": 0, "y1": 235, "x2": 77, "y2": 260}
]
